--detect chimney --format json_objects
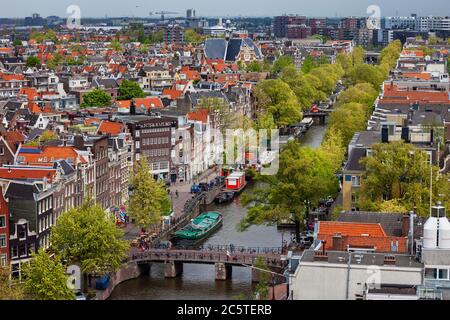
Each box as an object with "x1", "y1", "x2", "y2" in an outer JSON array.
[
  {"x1": 130, "y1": 99, "x2": 136, "y2": 115},
  {"x1": 332, "y1": 233, "x2": 344, "y2": 251},
  {"x1": 74, "y1": 135, "x2": 84, "y2": 150},
  {"x1": 401, "y1": 214, "x2": 410, "y2": 237}
]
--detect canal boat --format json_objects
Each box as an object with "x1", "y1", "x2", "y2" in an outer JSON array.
[
  {"x1": 174, "y1": 212, "x2": 223, "y2": 241},
  {"x1": 225, "y1": 171, "x2": 247, "y2": 194},
  {"x1": 214, "y1": 191, "x2": 235, "y2": 204}
]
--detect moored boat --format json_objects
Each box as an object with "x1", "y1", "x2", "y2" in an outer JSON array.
[
  {"x1": 174, "y1": 212, "x2": 223, "y2": 241},
  {"x1": 214, "y1": 191, "x2": 235, "y2": 204}
]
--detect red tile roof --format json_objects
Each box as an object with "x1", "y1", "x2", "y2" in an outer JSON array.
[
  {"x1": 187, "y1": 109, "x2": 210, "y2": 124},
  {"x1": 382, "y1": 83, "x2": 450, "y2": 103},
  {"x1": 134, "y1": 97, "x2": 164, "y2": 109},
  {"x1": 162, "y1": 88, "x2": 183, "y2": 100},
  {"x1": 97, "y1": 120, "x2": 124, "y2": 136},
  {"x1": 319, "y1": 221, "x2": 386, "y2": 237},
  {"x1": 0, "y1": 168, "x2": 57, "y2": 182},
  {"x1": 318, "y1": 221, "x2": 407, "y2": 253}
]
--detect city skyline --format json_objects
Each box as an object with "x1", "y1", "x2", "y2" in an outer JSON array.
[{"x1": 1, "y1": 0, "x2": 449, "y2": 18}]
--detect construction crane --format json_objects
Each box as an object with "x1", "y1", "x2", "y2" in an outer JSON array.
[{"x1": 149, "y1": 11, "x2": 179, "y2": 22}]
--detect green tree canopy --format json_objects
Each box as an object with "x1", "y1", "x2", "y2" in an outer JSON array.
[
  {"x1": 272, "y1": 55, "x2": 294, "y2": 74},
  {"x1": 109, "y1": 39, "x2": 123, "y2": 52},
  {"x1": 185, "y1": 29, "x2": 205, "y2": 44},
  {"x1": 118, "y1": 79, "x2": 146, "y2": 101},
  {"x1": 240, "y1": 141, "x2": 339, "y2": 240},
  {"x1": 50, "y1": 201, "x2": 129, "y2": 275},
  {"x1": 81, "y1": 89, "x2": 112, "y2": 108},
  {"x1": 348, "y1": 64, "x2": 385, "y2": 90},
  {"x1": 326, "y1": 102, "x2": 367, "y2": 147},
  {"x1": 26, "y1": 56, "x2": 40, "y2": 68},
  {"x1": 128, "y1": 156, "x2": 171, "y2": 229},
  {"x1": 148, "y1": 30, "x2": 164, "y2": 44},
  {"x1": 22, "y1": 249, "x2": 75, "y2": 300},
  {"x1": 254, "y1": 79, "x2": 302, "y2": 128},
  {"x1": 0, "y1": 266, "x2": 24, "y2": 300},
  {"x1": 359, "y1": 141, "x2": 450, "y2": 216}
]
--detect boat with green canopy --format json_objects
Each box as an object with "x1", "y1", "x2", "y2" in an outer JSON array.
[{"x1": 174, "y1": 212, "x2": 223, "y2": 241}]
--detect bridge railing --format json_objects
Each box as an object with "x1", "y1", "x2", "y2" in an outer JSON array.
[
  {"x1": 163, "y1": 244, "x2": 284, "y2": 255},
  {"x1": 130, "y1": 249, "x2": 287, "y2": 268}
]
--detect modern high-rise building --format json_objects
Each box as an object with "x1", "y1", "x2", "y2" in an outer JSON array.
[{"x1": 163, "y1": 25, "x2": 185, "y2": 43}]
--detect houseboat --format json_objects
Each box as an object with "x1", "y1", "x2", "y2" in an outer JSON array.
[{"x1": 225, "y1": 171, "x2": 247, "y2": 193}]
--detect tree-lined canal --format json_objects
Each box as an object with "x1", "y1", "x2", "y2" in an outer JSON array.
[{"x1": 109, "y1": 125, "x2": 326, "y2": 300}]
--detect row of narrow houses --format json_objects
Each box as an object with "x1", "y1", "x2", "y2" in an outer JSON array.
[
  {"x1": 288, "y1": 37, "x2": 450, "y2": 300},
  {"x1": 0, "y1": 26, "x2": 278, "y2": 278}
]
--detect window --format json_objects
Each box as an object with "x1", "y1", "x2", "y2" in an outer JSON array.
[
  {"x1": 439, "y1": 269, "x2": 449, "y2": 280},
  {"x1": 351, "y1": 175, "x2": 361, "y2": 187},
  {"x1": 0, "y1": 234, "x2": 6, "y2": 248},
  {"x1": 0, "y1": 147, "x2": 4, "y2": 155},
  {"x1": 0, "y1": 215, "x2": 5, "y2": 228},
  {"x1": 19, "y1": 244, "x2": 26, "y2": 257},
  {"x1": 0, "y1": 254, "x2": 6, "y2": 267}
]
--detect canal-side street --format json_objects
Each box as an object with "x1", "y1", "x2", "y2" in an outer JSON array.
[{"x1": 109, "y1": 125, "x2": 327, "y2": 300}]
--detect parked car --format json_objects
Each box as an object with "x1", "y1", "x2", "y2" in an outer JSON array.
[
  {"x1": 191, "y1": 184, "x2": 201, "y2": 194},
  {"x1": 198, "y1": 183, "x2": 210, "y2": 192}
]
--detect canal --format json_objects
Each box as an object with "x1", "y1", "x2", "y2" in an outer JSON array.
[{"x1": 109, "y1": 125, "x2": 327, "y2": 300}]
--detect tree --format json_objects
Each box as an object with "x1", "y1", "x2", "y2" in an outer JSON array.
[
  {"x1": 185, "y1": 29, "x2": 205, "y2": 44},
  {"x1": 47, "y1": 52, "x2": 63, "y2": 70},
  {"x1": 109, "y1": 39, "x2": 123, "y2": 52},
  {"x1": 254, "y1": 79, "x2": 302, "y2": 128},
  {"x1": 148, "y1": 30, "x2": 163, "y2": 44},
  {"x1": 13, "y1": 39, "x2": 22, "y2": 46},
  {"x1": 128, "y1": 157, "x2": 171, "y2": 229},
  {"x1": 320, "y1": 129, "x2": 346, "y2": 172},
  {"x1": 118, "y1": 79, "x2": 146, "y2": 100},
  {"x1": 428, "y1": 36, "x2": 439, "y2": 45},
  {"x1": 81, "y1": 89, "x2": 112, "y2": 108},
  {"x1": 337, "y1": 83, "x2": 378, "y2": 110},
  {"x1": 301, "y1": 55, "x2": 314, "y2": 74},
  {"x1": 326, "y1": 102, "x2": 367, "y2": 146},
  {"x1": 358, "y1": 141, "x2": 450, "y2": 216},
  {"x1": 254, "y1": 257, "x2": 270, "y2": 300},
  {"x1": 22, "y1": 249, "x2": 75, "y2": 300},
  {"x1": 348, "y1": 64, "x2": 385, "y2": 90},
  {"x1": 240, "y1": 141, "x2": 339, "y2": 241},
  {"x1": 0, "y1": 266, "x2": 24, "y2": 300},
  {"x1": 272, "y1": 55, "x2": 294, "y2": 74},
  {"x1": 26, "y1": 56, "x2": 40, "y2": 68},
  {"x1": 50, "y1": 201, "x2": 129, "y2": 276},
  {"x1": 246, "y1": 60, "x2": 263, "y2": 72}
]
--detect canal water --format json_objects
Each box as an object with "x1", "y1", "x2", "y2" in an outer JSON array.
[{"x1": 109, "y1": 126, "x2": 327, "y2": 300}]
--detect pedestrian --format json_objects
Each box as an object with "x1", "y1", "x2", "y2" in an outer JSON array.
[{"x1": 176, "y1": 190, "x2": 179, "y2": 198}]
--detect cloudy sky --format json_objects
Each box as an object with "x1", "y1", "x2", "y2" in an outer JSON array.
[{"x1": 2, "y1": 0, "x2": 449, "y2": 18}]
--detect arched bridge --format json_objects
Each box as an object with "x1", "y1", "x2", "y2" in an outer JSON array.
[{"x1": 129, "y1": 246, "x2": 288, "y2": 281}]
